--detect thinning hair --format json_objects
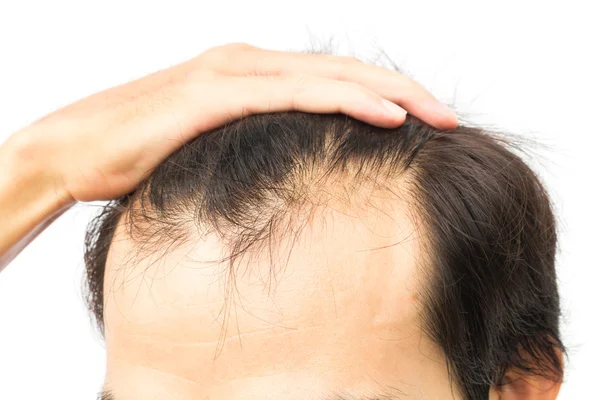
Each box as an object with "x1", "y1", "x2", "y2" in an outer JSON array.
[{"x1": 85, "y1": 109, "x2": 564, "y2": 399}]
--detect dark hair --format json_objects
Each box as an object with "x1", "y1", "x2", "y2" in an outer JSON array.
[{"x1": 84, "y1": 111, "x2": 564, "y2": 399}]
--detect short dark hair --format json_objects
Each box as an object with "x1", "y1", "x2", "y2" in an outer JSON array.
[{"x1": 84, "y1": 111, "x2": 564, "y2": 399}]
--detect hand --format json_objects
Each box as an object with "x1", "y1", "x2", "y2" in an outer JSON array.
[{"x1": 17, "y1": 42, "x2": 457, "y2": 203}]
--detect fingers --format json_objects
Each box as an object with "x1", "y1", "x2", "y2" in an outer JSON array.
[
  {"x1": 201, "y1": 74, "x2": 408, "y2": 131},
  {"x1": 205, "y1": 44, "x2": 457, "y2": 130},
  {"x1": 256, "y1": 51, "x2": 458, "y2": 130}
]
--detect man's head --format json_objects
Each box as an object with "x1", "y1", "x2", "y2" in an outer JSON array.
[{"x1": 85, "y1": 112, "x2": 564, "y2": 400}]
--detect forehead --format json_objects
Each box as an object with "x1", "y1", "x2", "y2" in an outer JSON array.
[{"x1": 102, "y1": 190, "x2": 430, "y2": 398}]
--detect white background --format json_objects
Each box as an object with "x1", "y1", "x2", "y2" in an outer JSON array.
[{"x1": 0, "y1": 1, "x2": 598, "y2": 399}]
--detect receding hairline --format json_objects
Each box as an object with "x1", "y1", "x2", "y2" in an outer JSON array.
[{"x1": 86, "y1": 112, "x2": 564, "y2": 399}]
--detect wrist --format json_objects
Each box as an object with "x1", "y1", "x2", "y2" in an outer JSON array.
[
  {"x1": 0, "y1": 128, "x2": 75, "y2": 268},
  {"x1": 1, "y1": 126, "x2": 75, "y2": 210}
]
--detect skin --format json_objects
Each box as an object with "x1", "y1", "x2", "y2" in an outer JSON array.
[
  {"x1": 0, "y1": 42, "x2": 457, "y2": 270},
  {"x1": 0, "y1": 42, "x2": 560, "y2": 398},
  {"x1": 102, "y1": 180, "x2": 457, "y2": 399}
]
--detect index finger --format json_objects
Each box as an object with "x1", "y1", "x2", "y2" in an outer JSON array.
[{"x1": 250, "y1": 50, "x2": 458, "y2": 130}]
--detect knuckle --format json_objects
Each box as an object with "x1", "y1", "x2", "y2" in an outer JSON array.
[
  {"x1": 223, "y1": 42, "x2": 255, "y2": 52},
  {"x1": 200, "y1": 42, "x2": 255, "y2": 67},
  {"x1": 288, "y1": 74, "x2": 314, "y2": 107},
  {"x1": 328, "y1": 56, "x2": 361, "y2": 80},
  {"x1": 208, "y1": 42, "x2": 252, "y2": 53},
  {"x1": 292, "y1": 73, "x2": 313, "y2": 89},
  {"x1": 199, "y1": 47, "x2": 227, "y2": 67}
]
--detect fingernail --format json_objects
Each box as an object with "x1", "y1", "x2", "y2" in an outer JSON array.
[{"x1": 381, "y1": 99, "x2": 407, "y2": 118}]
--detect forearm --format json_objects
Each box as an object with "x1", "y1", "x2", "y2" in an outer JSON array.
[{"x1": 0, "y1": 129, "x2": 74, "y2": 271}]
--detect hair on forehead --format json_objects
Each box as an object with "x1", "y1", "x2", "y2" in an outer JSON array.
[{"x1": 84, "y1": 57, "x2": 564, "y2": 400}]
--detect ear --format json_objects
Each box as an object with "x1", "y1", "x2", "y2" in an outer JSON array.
[
  {"x1": 490, "y1": 372, "x2": 562, "y2": 400},
  {"x1": 489, "y1": 350, "x2": 564, "y2": 400}
]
